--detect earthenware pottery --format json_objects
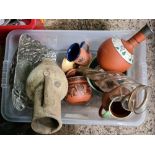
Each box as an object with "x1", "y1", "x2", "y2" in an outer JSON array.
[
  {"x1": 99, "y1": 83, "x2": 151, "y2": 119},
  {"x1": 66, "y1": 41, "x2": 92, "y2": 66},
  {"x1": 99, "y1": 86, "x2": 132, "y2": 119},
  {"x1": 97, "y1": 24, "x2": 153, "y2": 72},
  {"x1": 26, "y1": 58, "x2": 68, "y2": 134},
  {"x1": 65, "y1": 76, "x2": 92, "y2": 105},
  {"x1": 106, "y1": 96, "x2": 132, "y2": 119},
  {"x1": 66, "y1": 68, "x2": 83, "y2": 78},
  {"x1": 61, "y1": 58, "x2": 75, "y2": 73},
  {"x1": 66, "y1": 69, "x2": 77, "y2": 78}
]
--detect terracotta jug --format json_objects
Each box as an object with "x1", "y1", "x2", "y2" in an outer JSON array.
[
  {"x1": 99, "y1": 86, "x2": 132, "y2": 119},
  {"x1": 26, "y1": 58, "x2": 68, "y2": 134},
  {"x1": 97, "y1": 24, "x2": 153, "y2": 72}
]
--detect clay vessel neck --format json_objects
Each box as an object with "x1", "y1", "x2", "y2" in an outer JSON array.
[{"x1": 122, "y1": 24, "x2": 153, "y2": 54}]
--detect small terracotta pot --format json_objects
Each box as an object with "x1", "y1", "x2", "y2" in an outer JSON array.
[
  {"x1": 66, "y1": 41, "x2": 92, "y2": 66},
  {"x1": 66, "y1": 68, "x2": 83, "y2": 78},
  {"x1": 66, "y1": 69, "x2": 77, "y2": 78},
  {"x1": 99, "y1": 86, "x2": 132, "y2": 119},
  {"x1": 65, "y1": 76, "x2": 92, "y2": 105}
]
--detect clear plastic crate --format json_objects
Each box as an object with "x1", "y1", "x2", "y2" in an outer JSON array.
[{"x1": 1, "y1": 30, "x2": 148, "y2": 126}]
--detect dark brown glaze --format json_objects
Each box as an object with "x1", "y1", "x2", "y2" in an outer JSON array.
[{"x1": 99, "y1": 86, "x2": 130, "y2": 117}]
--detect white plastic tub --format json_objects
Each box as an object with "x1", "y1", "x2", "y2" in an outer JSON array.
[{"x1": 1, "y1": 30, "x2": 148, "y2": 126}]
